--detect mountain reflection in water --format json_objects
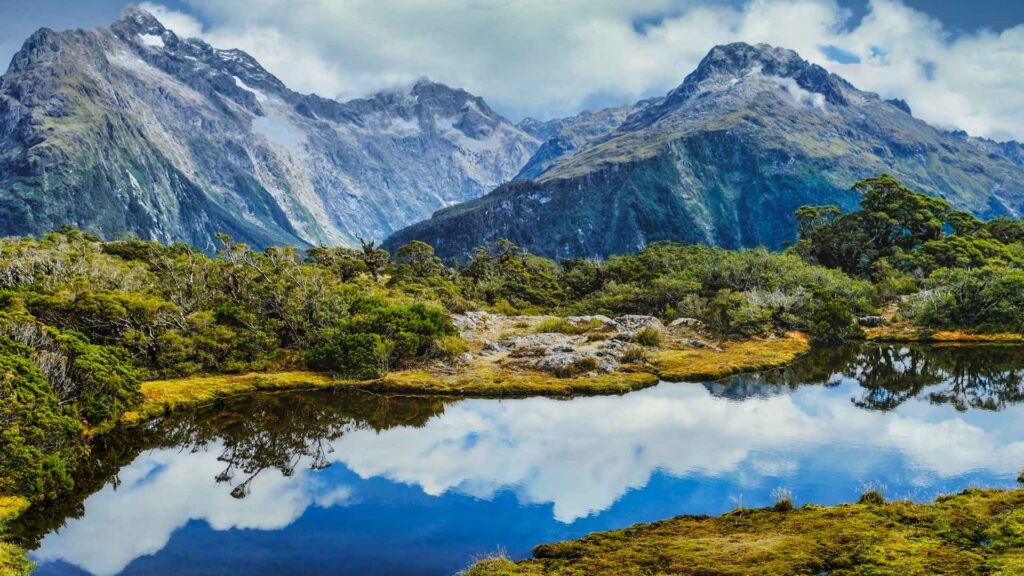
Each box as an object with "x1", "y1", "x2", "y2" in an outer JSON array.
[{"x1": 18, "y1": 344, "x2": 1024, "y2": 576}]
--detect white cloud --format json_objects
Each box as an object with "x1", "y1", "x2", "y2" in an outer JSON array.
[{"x1": 133, "y1": 0, "x2": 1024, "y2": 141}]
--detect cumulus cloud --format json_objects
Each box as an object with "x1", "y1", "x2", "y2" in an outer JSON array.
[{"x1": 135, "y1": 0, "x2": 1024, "y2": 140}]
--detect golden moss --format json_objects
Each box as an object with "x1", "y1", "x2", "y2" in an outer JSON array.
[
  {"x1": 650, "y1": 333, "x2": 810, "y2": 381},
  {"x1": 371, "y1": 367, "x2": 659, "y2": 397},
  {"x1": 866, "y1": 324, "x2": 1024, "y2": 343},
  {"x1": 465, "y1": 489, "x2": 1024, "y2": 576},
  {"x1": 0, "y1": 497, "x2": 27, "y2": 530},
  {"x1": 115, "y1": 371, "x2": 343, "y2": 431},
  {"x1": 0, "y1": 497, "x2": 31, "y2": 576}
]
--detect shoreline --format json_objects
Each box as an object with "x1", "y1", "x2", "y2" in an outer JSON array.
[
  {"x1": 466, "y1": 488, "x2": 1024, "y2": 575},
  {"x1": 126, "y1": 333, "x2": 810, "y2": 427}
]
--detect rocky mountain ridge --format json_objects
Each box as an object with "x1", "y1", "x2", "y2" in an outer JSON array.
[
  {"x1": 0, "y1": 7, "x2": 540, "y2": 251},
  {"x1": 385, "y1": 42, "x2": 1024, "y2": 260}
]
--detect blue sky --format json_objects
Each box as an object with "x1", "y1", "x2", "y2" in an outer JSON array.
[{"x1": 2, "y1": 0, "x2": 1022, "y2": 139}]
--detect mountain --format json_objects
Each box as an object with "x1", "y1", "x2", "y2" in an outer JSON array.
[
  {"x1": 514, "y1": 99, "x2": 660, "y2": 180},
  {"x1": 0, "y1": 7, "x2": 540, "y2": 251},
  {"x1": 384, "y1": 43, "x2": 1024, "y2": 260}
]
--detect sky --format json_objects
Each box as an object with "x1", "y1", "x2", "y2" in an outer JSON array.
[{"x1": 1, "y1": 0, "x2": 1023, "y2": 140}]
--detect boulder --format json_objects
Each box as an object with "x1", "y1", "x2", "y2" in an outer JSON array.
[
  {"x1": 857, "y1": 316, "x2": 886, "y2": 327},
  {"x1": 668, "y1": 317, "x2": 704, "y2": 331}
]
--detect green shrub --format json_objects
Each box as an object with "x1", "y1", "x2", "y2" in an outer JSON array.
[
  {"x1": 631, "y1": 327, "x2": 664, "y2": 347},
  {"x1": 0, "y1": 348, "x2": 85, "y2": 501},
  {"x1": 306, "y1": 302, "x2": 456, "y2": 378},
  {"x1": 707, "y1": 290, "x2": 773, "y2": 338}
]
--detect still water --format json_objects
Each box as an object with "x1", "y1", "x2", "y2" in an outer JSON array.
[{"x1": 15, "y1": 344, "x2": 1024, "y2": 575}]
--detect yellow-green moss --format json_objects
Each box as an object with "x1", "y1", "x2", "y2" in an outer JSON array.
[
  {"x1": 111, "y1": 371, "x2": 345, "y2": 431},
  {"x1": 0, "y1": 497, "x2": 31, "y2": 576},
  {"x1": 650, "y1": 333, "x2": 810, "y2": 381},
  {"x1": 465, "y1": 488, "x2": 1024, "y2": 576}
]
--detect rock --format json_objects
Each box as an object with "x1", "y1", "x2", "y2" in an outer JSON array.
[
  {"x1": 482, "y1": 339, "x2": 505, "y2": 353},
  {"x1": 611, "y1": 315, "x2": 666, "y2": 341},
  {"x1": 564, "y1": 315, "x2": 616, "y2": 330},
  {"x1": 499, "y1": 333, "x2": 583, "y2": 357},
  {"x1": 857, "y1": 316, "x2": 886, "y2": 327},
  {"x1": 456, "y1": 352, "x2": 474, "y2": 366},
  {"x1": 668, "y1": 317, "x2": 704, "y2": 331},
  {"x1": 452, "y1": 311, "x2": 499, "y2": 332}
]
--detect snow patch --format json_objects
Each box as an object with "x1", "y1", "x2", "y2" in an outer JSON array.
[
  {"x1": 233, "y1": 76, "x2": 268, "y2": 103},
  {"x1": 139, "y1": 33, "x2": 164, "y2": 48}
]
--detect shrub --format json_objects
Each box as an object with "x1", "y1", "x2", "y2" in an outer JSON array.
[
  {"x1": 858, "y1": 490, "x2": 886, "y2": 505},
  {"x1": 307, "y1": 332, "x2": 389, "y2": 379},
  {"x1": 707, "y1": 290, "x2": 773, "y2": 338},
  {"x1": 306, "y1": 302, "x2": 456, "y2": 378},
  {"x1": 0, "y1": 348, "x2": 85, "y2": 501},
  {"x1": 631, "y1": 327, "x2": 664, "y2": 347}
]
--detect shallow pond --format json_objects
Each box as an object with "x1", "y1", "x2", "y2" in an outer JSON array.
[{"x1": 15, "y1": 344, "x2": 1024, "y2": 575}]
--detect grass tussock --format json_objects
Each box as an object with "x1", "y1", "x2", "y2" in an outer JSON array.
[
  {"x1": 465, "y1": 488, "x2": 1024, "y2": 576},
  {"x1": 533, "y1": 318, "x2": 603, "y2": 335}
]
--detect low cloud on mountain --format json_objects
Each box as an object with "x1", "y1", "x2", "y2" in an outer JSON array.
[{"x1": 137, "y1": 0, "x2": 1024, "y2": 141}]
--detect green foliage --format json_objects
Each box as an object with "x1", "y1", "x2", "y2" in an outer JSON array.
[
  {"x1": 306, "y1": 301, "x2": 456, "y2": 379},
  {"x1": 909, "y1": 267, "x2": 1024, "y2": 333},
  {"x1": 631, "y1": 327, "x2": 664, "y2": 347},
  {"x1": 0, "y1": 342, "x2": 84, "y2": 501}
]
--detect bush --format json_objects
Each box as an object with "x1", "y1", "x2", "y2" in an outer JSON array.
[
  {"x1": 0, "y1": 348, "x2": 84, "y2": 501},
  {"x1": 707, "y1": 290, "x2": 773, "y2": 338},
  {"x1": 631, "y1": 327, "x2": 664, "y2": 347},
  {"x1": 306, "y1": 302, "x2": 456, "y2": 378}
]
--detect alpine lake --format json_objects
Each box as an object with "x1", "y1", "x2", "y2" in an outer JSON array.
[{"x1": 11, "y1": 343, "x2": 1024, "y2": 576}]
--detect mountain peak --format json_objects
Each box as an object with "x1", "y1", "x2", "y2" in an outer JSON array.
[
  {"x1": 115, "y1": 5, "x2": 166, "y2": 36},
  {"x1": 698, "y1": 42, "x2": 804, "y2": 76}
]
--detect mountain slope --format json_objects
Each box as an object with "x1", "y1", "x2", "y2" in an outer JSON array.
[
  {"x1": 0, "y1": 7, "x2": 539, "y2": 251},
  {"x1": 514, "y1": 99, "x2": 659, "y2": 181},
  {"x1": 385, "y1": 43, "x2": 1024, "y2": 260}
]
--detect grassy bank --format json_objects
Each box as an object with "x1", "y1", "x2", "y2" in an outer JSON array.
[
  {"x1": 466, "y1": 488, "x2": 1024, "y2": 576},
  {"x1": 126, "y1": 334, "x2": 809, "y2": 425}
]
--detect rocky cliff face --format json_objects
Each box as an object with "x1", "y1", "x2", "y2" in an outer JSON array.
[
  {"x1": 385, "y1": 43, "x2": 1024, "y2": 260},
  {"x1": 0, "y1": 7, "x2": 540, "y2": 251}
]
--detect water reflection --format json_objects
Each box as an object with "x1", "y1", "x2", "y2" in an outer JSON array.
[{"x1": 19, "y1": 344, "x2": 1024, "y2": 576}]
